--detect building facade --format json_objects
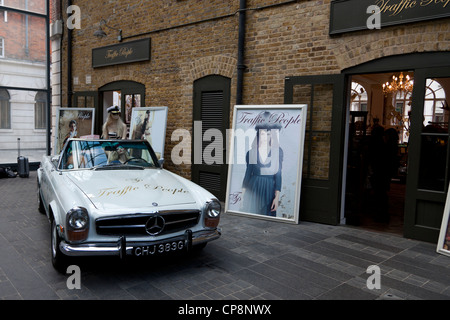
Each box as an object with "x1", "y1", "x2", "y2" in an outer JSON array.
[
  {"x1": 0, "y1": 0, "x2": 48, "y2": 163},
  {"x1": 54, "y1": 0, "x2": 450, "y2": 243}
]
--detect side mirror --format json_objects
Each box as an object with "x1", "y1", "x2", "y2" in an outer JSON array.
[
  {"x1": 158, "y1": 158, "x2": 164, "y2": 168},
  {"x1": 51, "y1": 156, "x2": 60, "y2": 167}
]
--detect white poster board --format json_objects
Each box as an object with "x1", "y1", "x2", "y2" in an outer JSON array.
[
  {"x1": 225, "y1": 105, "x2": 307, "y2": 223},
  {"x1": 129, "y1": 107, "x2": 168, "y2": 160},
  {"x1": 437, "y1": 184, "x2": 450, "y2": 257},
  {"x1": 55, "y1": 108, "x2": 95, "y2": 155}
]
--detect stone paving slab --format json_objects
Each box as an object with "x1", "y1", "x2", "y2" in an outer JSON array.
[{"x1": 0, "y1": 171, "x2": 450, "y2": 302}]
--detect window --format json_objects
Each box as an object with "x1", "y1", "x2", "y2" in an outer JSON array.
[
  {"x1": 125, "y1": 93, "x2": 141, "y2": 124},
  {"x1": 350, "y1": 82, "x2": 368, "y2": 112},
  {"x1": 0, "y1": 37, "x2": 4, "y2": 58},
  {"x1": 393, "y1": 90, "x2": 412, "y2": 142},
  {"x1": 0, "y1": 89, "x2": 11, "y2": 129},
  {"x1": 419, "y1": 77, "x2": 449, "y2": 191},
  {"x1": 424, "y1": 79, "x2": 447, "y2": 129},
  {"x1": 0, "y1": 0, "x2": 7, "y2": 23},
  {"x1": 35, "y1": 91, "x2": 46, "y2": 129}
]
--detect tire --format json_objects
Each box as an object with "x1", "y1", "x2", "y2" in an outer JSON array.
[
  {"x1": 37, "y1": 185, "x2": 45, "y2": 214},
  {"x1": 192, "y1": 242, "x2": 207, "y2": 251},
  {"x1": 51, "y1": 219, "x2": 68, "y2": 272}
]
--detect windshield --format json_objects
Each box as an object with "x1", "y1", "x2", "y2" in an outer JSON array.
[{"x1": 59, "y1": 140, "x2": 159, "y2": 170}]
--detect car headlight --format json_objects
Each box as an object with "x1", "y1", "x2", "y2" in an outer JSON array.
[
  {"x1": 204, "y1": 199, "x2": 221, "y2": 229},
  {"x1": 206, "y1": 199, "x2": 221, "y2": 218},
  {"x1": 66, "y1": 207, "x2": 89, "y2": 242},
  {"x1": 67, "y1": 207, "x2": 89, "y2": 229}
]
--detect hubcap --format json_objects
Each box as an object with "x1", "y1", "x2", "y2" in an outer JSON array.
[{"x1": 52, "y1": 222, "x2": 57, "y2": 258}]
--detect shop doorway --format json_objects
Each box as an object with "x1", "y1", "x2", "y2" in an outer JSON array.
[
  {"x1": 342, "y1": 55, "x2": 450, "y2": 243},
  {"x1": 98, "y1": 81, "x2": 145, "y2": 136},
  {"x1": 344, "y1": 72, "x2": 413, "y2": 235},
  {"x1": 283, "y1": 52, "x2": 450, "y2": 242}
]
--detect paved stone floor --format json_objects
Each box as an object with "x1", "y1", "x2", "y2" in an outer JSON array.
[{"x1": 0, "y1": 171, "x2": 449, "y2": 302}]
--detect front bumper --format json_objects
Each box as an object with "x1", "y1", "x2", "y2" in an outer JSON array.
[{"x1": 59, "y1": 228, "x2": 221, "y2": 258}]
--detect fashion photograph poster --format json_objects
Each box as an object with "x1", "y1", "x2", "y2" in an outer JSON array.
[
  {"x1": 129, "y1": 107, "x2": 168, "y2": 160},
  {"x1": 55, "y1": 108, "x2": 95, "y2": 154},
  {"x1": 226, "y1": 105, "x2": 307, "y2": 223}
]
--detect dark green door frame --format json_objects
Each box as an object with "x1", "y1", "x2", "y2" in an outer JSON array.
[
  {"x1": 284, "y1": 52, "x2": 450, "y2": 242},
  {"x1": 284, "y1": 74, "x2": 347, "y2": 225},
  {"x1": 98, "y1": 80, "x2": 145, "y2": 134},
  {"x1": 343, "y1": 51, "x2": 450, "y2": 243},
  {"x1": 404, "y1": 66, "x2": 450, "y2": 243}
]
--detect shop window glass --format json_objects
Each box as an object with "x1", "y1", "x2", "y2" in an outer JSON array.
[
  {"x1": 0, "y1": 37, "x2": 4, "y2": 57},
  {"x1": 0, "y1": 89, "x2": 11, "y2": 129},
  {"x1": 76, "y1": 95, "x2": 95, "y2": 108},
  {"x1": 423, "y1": 79, "x2": 447, "y2": 132},
  {"x1": 292, "y1": 83, "x2": 332, "y2": 180},
  {"x1": 393, "y1": 90, "x2": 412, "y2": 143},
  {"x1": 350, "y1": 82, "x2": 368, "y2": 112},
  {"x1": 35, "y1": 91, "x2": 46, "y2": 129},
  {"x1": 418, "y1": 78, "x2": 449, "y2": 191}
]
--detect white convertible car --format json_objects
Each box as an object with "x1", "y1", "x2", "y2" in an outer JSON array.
[{"x1": 37, "y1": 139, "x2": 221, "y2": 270}]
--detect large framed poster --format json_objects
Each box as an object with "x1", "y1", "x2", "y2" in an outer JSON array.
[
  {"x1": 55, "y1": 108, "x2": 95, "y2": 155},
  {"x1": 225, "y1": 105, "x2": 307, "y2": 223},
  {"x1": 437, "y1": 185, "x2": 450, "y2": 257},
  {"x1": 129, "y1": 107, "x2": 168, "y2": 160}
]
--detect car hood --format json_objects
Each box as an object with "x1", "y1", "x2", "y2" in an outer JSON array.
[{"x1": 65, "y1": 168, "x2": 198, "y2": 211}]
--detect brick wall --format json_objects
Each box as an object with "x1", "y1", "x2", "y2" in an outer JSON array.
[
  {"x1": 0, "y1": 0, "x2": 46, "y2": 62},
  {"x1": 59, "y1": 0, "x2": 450, "y2": 177}
]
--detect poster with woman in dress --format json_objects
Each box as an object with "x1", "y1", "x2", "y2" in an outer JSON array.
[
  {"x1": 55, "y1": 108, "x2": 95, "y2": 154},
  {"x1": 225, "y1": 105, "x2": 307, "y2": 223}
]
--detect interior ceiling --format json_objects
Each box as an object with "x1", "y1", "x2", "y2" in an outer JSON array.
[{"x1": 352, "y1": 72, "x2": 415, "y2": 86}]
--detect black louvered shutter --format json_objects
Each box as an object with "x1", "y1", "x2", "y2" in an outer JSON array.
[
  {"x1": 192, "y1": 76, "x2": 231, "y2": 201},
  {"x1": 201, "y1": 91, "x2": 223, "y2": 164}
]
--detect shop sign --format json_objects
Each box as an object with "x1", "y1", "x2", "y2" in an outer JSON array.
[
  {"x1": 92, "y1": 38, "x2": 151, "y2": 68},
  {"x1": 330, "y1": 0, "x2": 450, "y2": 35}
]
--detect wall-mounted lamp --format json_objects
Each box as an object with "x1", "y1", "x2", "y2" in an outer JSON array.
[{"x1": 94, "y1": 19, "x2": 122, "y2": 42}]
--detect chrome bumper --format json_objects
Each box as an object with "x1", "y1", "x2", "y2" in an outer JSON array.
[{"x1": 59, "y1": 228, "x2": 221, "y2": 257}]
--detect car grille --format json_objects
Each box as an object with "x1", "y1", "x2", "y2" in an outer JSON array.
[{"x1": 96, "y1": 210, "x2": 201, "y2": 236}]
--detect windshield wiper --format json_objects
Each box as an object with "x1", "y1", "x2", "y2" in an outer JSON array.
[{"x1": 91, "y1": 163, "x2": 144, "y2": 171}]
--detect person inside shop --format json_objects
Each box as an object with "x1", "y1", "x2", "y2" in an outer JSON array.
[
  {"x1": 102, "y1": 105, "x2": 127, "y2": 139},
  {"x1": 241, "y1": 114, "x2": 283, "y2": 217},
  {"x1": 367, "y1": 125, "x2": 399, "y2": 223}
]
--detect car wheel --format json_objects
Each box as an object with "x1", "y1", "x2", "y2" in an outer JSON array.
[
  {"x1": 192, "y1": 242, "x2": 207, "y2": 251},
  {"x1": 51, "y1": 219, "x2": 68, "y2": 272}
]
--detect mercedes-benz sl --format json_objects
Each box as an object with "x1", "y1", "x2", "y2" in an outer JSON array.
[{"x1": 37, "y1": 139, "x2": 221, "y2": 270}]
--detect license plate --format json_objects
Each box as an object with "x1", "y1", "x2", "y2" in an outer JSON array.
[{"x1": 133, "y1": 240, "x2": 185, "y2": 256}]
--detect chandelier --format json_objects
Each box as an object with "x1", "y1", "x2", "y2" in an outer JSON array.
[{"x1": 382, "y1": 72, "x2": 414, "y2": 95}]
